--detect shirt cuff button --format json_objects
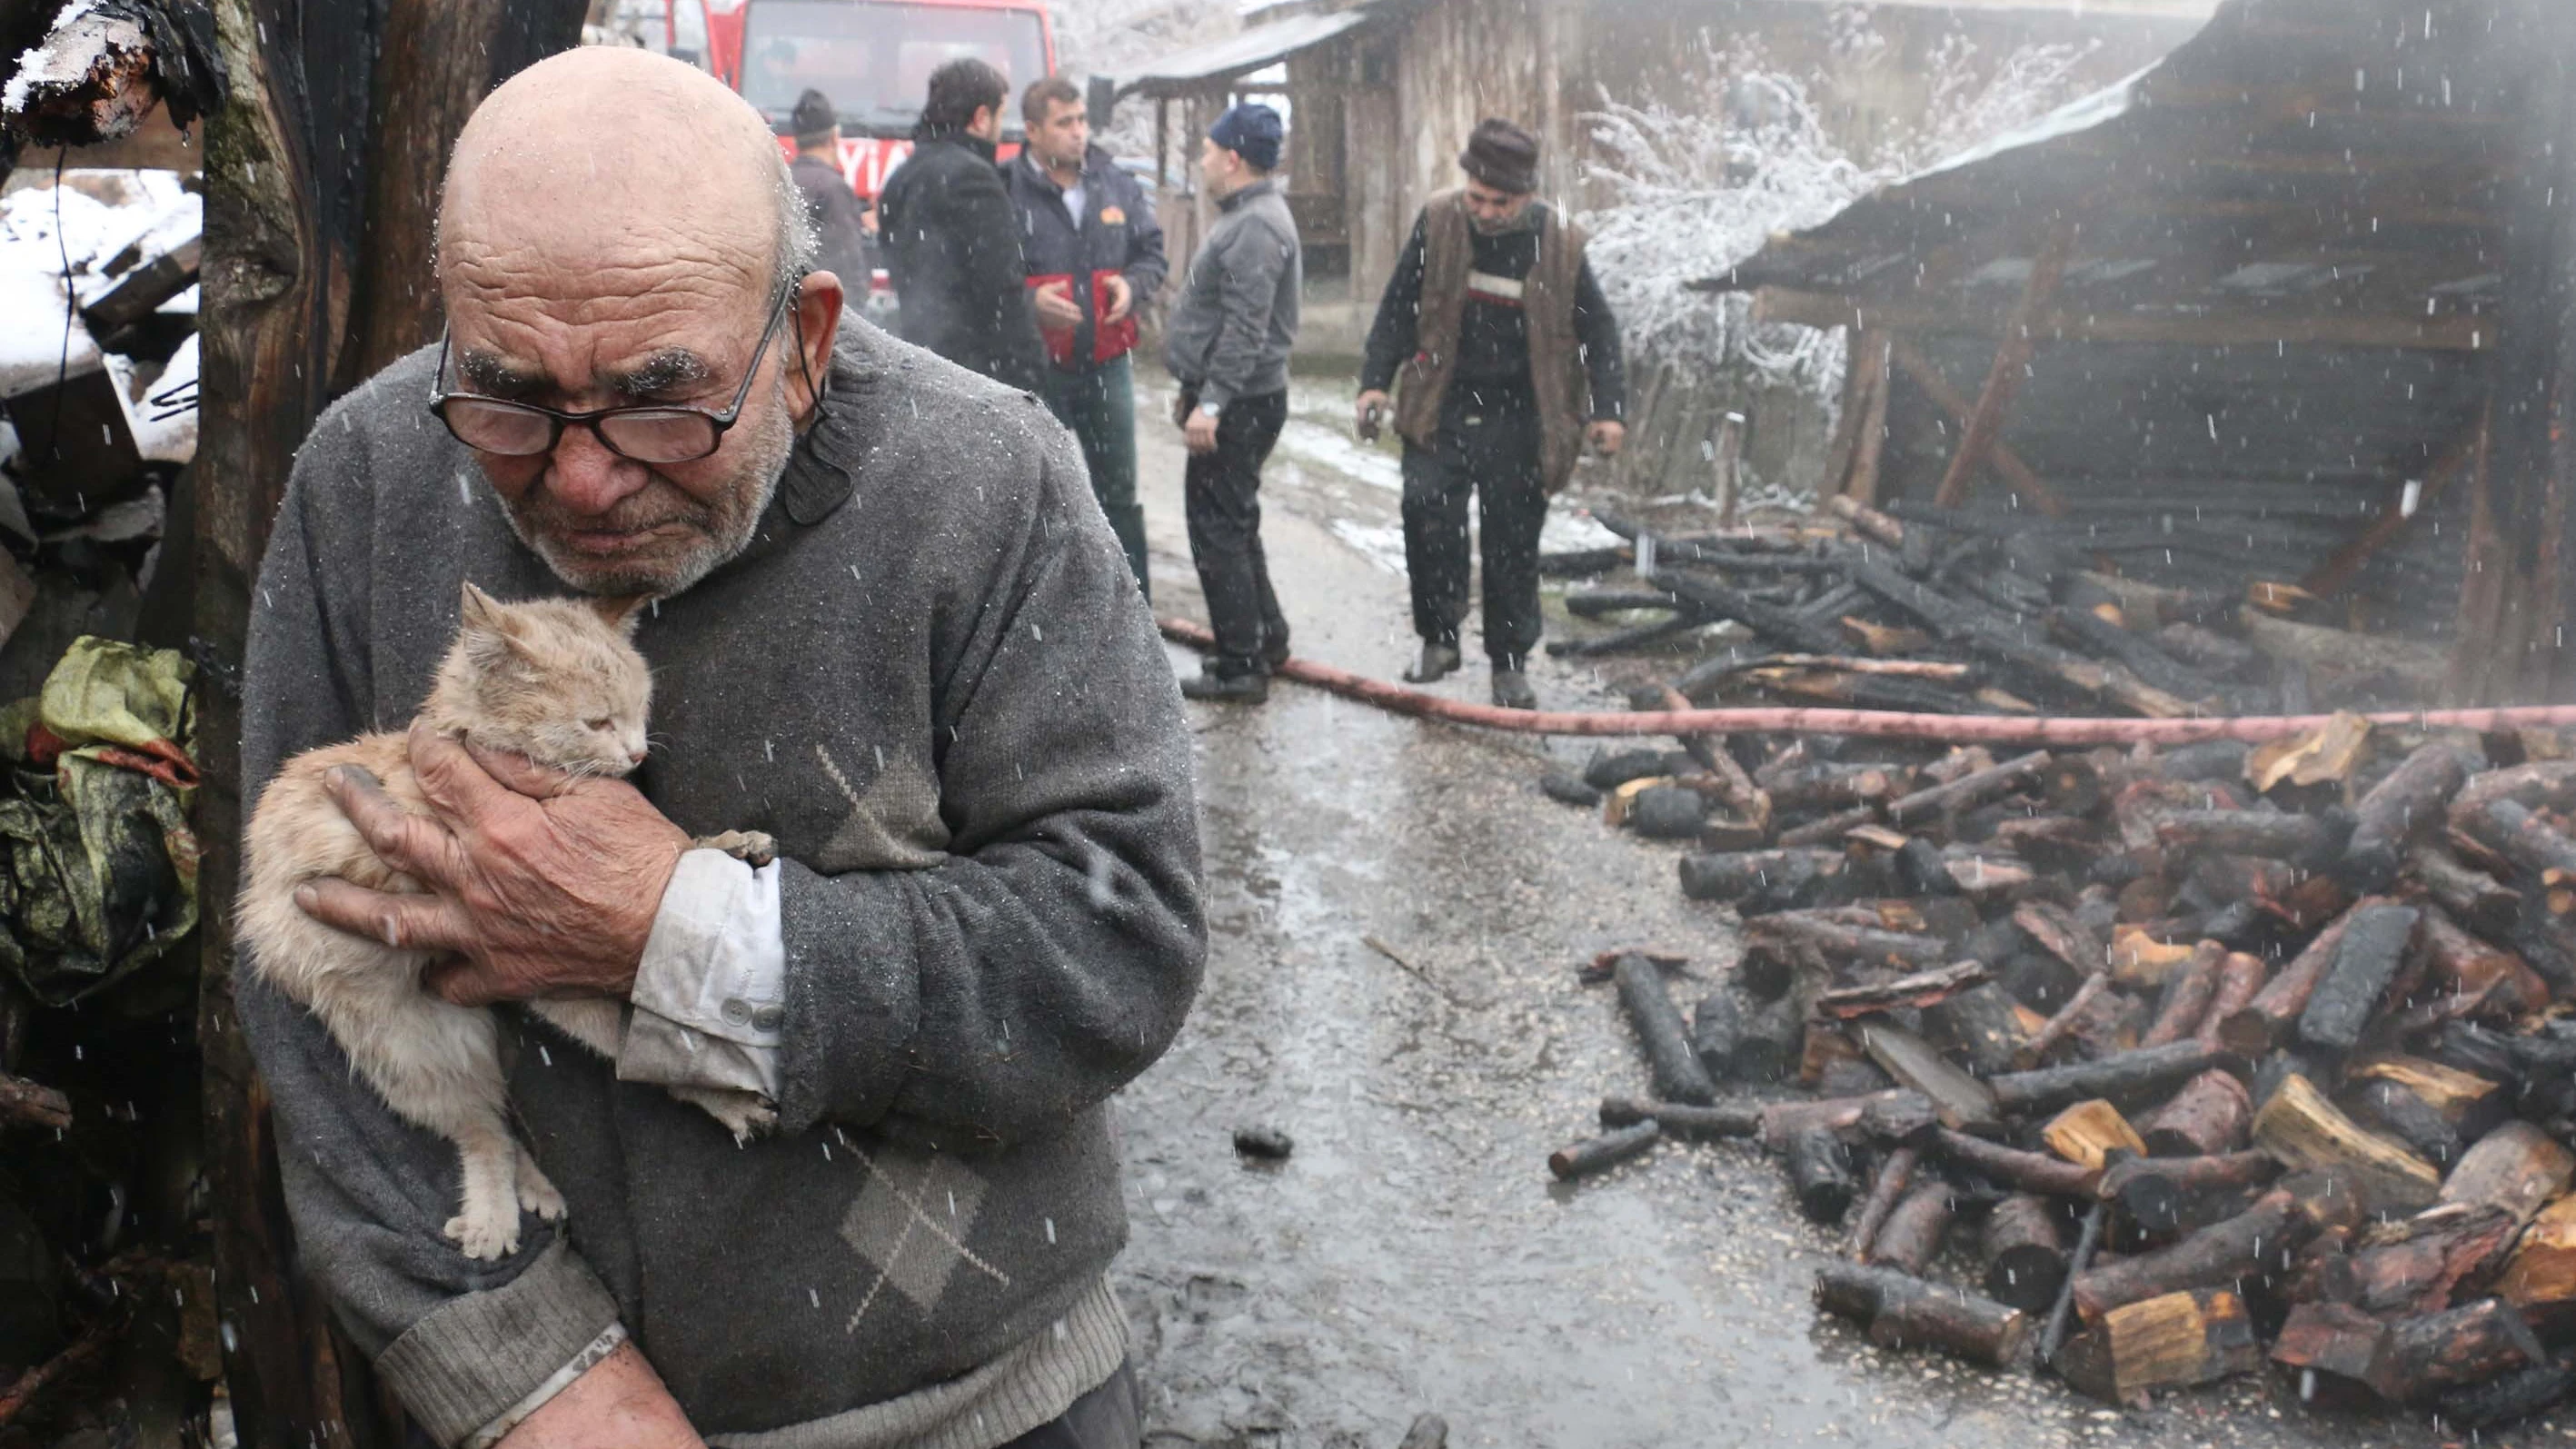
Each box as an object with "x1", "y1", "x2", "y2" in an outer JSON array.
[{"x1": 721, "y1": 998, "x2": 752, "y2": 1027}]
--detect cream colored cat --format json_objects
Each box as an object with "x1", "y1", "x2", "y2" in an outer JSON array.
[{"x1": 239, "y1": 583, "x2": 774, "y2": 1260}]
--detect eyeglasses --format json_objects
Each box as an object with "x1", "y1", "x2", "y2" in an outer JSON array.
[{"x1": 428, "y1": 287, "x2": 798, "y2": 464}]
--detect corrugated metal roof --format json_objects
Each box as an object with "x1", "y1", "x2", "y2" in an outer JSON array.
[{"x1": 1113, "y1": 5, "x2": 1383, "y2": 96}]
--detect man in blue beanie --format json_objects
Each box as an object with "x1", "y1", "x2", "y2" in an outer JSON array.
[{"x1": 1162, "y1": 102, "x2": 1301, "y2": 702}]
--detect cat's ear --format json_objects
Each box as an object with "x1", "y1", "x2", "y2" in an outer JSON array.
[
  {"x1": 458, "y1": 581, "x2": 533, "y2": 663},
  {"x1": 588, "y1": 594, "x2": 650, "y2": 638}
]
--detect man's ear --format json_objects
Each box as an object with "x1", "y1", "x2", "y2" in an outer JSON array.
[{"x1": 788, "y1": 279, "x2": 843, "y2": 422}]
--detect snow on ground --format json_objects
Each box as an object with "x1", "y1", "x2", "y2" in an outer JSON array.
[{"x1": 0, "y1": 169, "x2": 201, "y2": 466}]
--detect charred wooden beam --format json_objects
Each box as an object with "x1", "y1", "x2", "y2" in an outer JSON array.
[
  {"x1": 2339, "y1": 741, "x2": 2479, "y2": 890},
  {"x1": 1787, "y1": 1126, "x2": 1862, "y2": 1225},
  {"x1": 2409, "y1": 842, "x2": 2520, "y2": 934},
  {"x1": 1989, "y1": 1042, "x2": 2221, "y2": 1118},
  {"x1": 1616, "y1": 954, "x2": 1718, "y2": 1107},
  {"x1": 2153, "y1": 810, "x2": 2336, "y2": 862},
  {"x1": 2298, "y1": 903, "x2": 2420, "y2": 1052},
  {"x1": 1816, "y1": 963, "x2": 1992, "y2": 1020},
  {"x1": 2071, "y1": 1189, "x2": 2302, "y2": 1323},
  {"x1": 1549, "y1": 1120, "x2": 1661, "y2": 1181},
  {"x1": 2218, "y1": 902, "x2": 2368, "y2": 1054},
  {"x1": 1860, "y1": 1020, "x2": 2000, "y2": 1130},
  {"x1": 1887, "y1": 750, "x2": 2051, "y2": 829},
  {"x1": 1598, "y1": 1097, "x2": 1761, "y2": 1140}
]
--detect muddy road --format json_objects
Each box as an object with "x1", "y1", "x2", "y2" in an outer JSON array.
[{"x1": 1104, "y1": 371, "x2": 2538, "y2": 1449}]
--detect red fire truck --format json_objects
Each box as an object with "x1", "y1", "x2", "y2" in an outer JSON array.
[{"x1": 642, "y1": 0, "x2": 1055, "y2": 200}]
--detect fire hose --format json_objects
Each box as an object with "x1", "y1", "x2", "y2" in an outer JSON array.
[{"x1": 1158, "y1": 618, "x2": 2576, "y2": 746}]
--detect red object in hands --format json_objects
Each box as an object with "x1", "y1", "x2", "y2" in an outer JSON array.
[{"x1": 1025, "y1": 269, "x2": 1139, "y2": 365}]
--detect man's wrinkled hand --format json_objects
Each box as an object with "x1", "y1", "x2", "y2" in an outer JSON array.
[
  {"x1": 293, "y1": 722, "x2": 692, "y2": 1007},
  {"x1": 1587, "y1": 419, "x2": 1627, "y2": 457},
  {"x1": 1102, "y1": 273, "x2": 1134, "y2": 323},
  {"x1": 1183, "y1": 409, "x2": 1219, "y2": 454},
  {"x1": 1031, "y1": 279, "x2": 1081, "y2": 329}
]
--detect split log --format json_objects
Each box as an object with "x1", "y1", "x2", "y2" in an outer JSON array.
[
  {"x1": 2020, "y1": 974, "x2": 2114, "y2": 1067},
  {"x1": 1778, "y1": 807, "x2": 1879, "y2": 849},
  {"x1": 1848, "y1": 1145, "x2": 1919, "y2": 1261},
  {"x1": 1760, "y1": 1091, "x2": 1909, "y2": 1151},
  {"x1": 2448, "y1": 759, "x2": 2576, "y2": 836},
  {"x1": 2434, "y1": 1361, "x2": 2574, "y2": 1430},
  {"x1": 1756, "y1": 760, "x2": 1908, "y2": 812},
  {"x1": 1867, "y1": 1181, "x2": 1956, "y2": 1275},
  {"x1": 1984, "y1": 1193, "x2": 2072, "y2": 1313},
  {"x1": 2364, "y1": 1299, "x2": 2546, "y2": 1403},
  {"x1": 2099, "y1": 1152, "x2": 2280, "y2": 1236},
  {"x1": 1925, "y1": 983, "x2": 2029, "y2": 1077},
  {"x1": 1787, "y1": 1126, "x2": 1861, "y2": 1225},
  {"x1": 1989, "y1": 1042, "x2": 2220, "y2": 1118},
  {"x1": 2142, "y1": 942, "x2": 2224, "y2": 1050},
  {"x1": 2348, "y1": 1079, "x2": 2464, "y2": 1169},
  {"x1": 1845, "y1": 560, "x2": 2193, "y2": 718},
  {"x1": 2044, "y1": 1100, "x2": 2148, "y2": 1172},
  {"x1": 1678, "y1": 849, "x2": 1851, "y2": 911},
  {"x1": 2337, "y1": 1204, "x2": 2520, "y2": 1319},
  {"x1": 2417, "y1": 905, "x2": 2552, "y2": 1017},
  {"x1": 2297, "y1": 902, "x2": 2420, "y2": 1052},
  {"x1": 0, "y1": 1070, "x2": 71, "y2": 1131},
  {"x1": 1814, "y1": 1262, "x2": 2030, "y2": 1366},
  {"x1": 2109, "y1": 931, "x2": 2200, "y2": 992},
  {"x1": 2153, "y1": 810, "x2": 2334, "y2": 861},
  {"x1": 2056, "y1": 1288, "x2": 2264, "y2": 1403},
  {"x1": 2047, "y1": 608, "x2": 2226, "y2": 711},
  {"x1": 2014, "y1": 900, "x2": 2106, "y2": 977},
  {"x1": 2439, "y1": 1121, "x2": 2575, "y2": 1226},
  {"x1": 1934, "y1": 1128, "x2": 2101, "y2": 1198},
  {"x1": 2348, "y1": 1055, "x2": 2506, "y2": 1132},
  {"x1": 2218, "y1": 903, "x2": 2366, "y2": 1054},
  {"x1": 1859, "y1": 1020, "x2": 2000, "y2": 1130},
  {"x1": 2192, "y1": 952, "x2": 2267, "y2": 1052},
  {"x1": 2410, "y1": 841, "x2": 2521, "y2": 932},
  {"x1": 1615, "y1": 954, "x2": 1718, "y2": 1107},
  {"x1": 1888, "y1": 750, "x2": 2050, "y2": 829},
  {"x1": 1816, "y1": 963, "x2": 1992, "y2": 1020},
  {"x1": 2071, "y1": 1189, "x2": 2302, "y2": 1323},
  {"x1": 2253, "y1": 1074, "x2": 2442, "y2": 1215},
  {"x1": 2137, "y1": 1070, "x2": 2253, "y2": 1158},
  {"x1": 2496, "y1": 1195, "x2": 2576, "y2": 1324},
  {"x1": 1598, "y1": 1097, "x2": 1761, "y2": 1140},
  {"x1": 2340, "y1": 742, "x2": 2478, "y2": 890},
  {"x1": 1549, "y1": 1120, "x2": 1661, "y2": 1180},
  {"x1": 2273, "y1": 1301, "x2": 2389, "y2": 1386}
]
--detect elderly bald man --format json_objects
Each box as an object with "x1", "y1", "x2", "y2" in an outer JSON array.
[{"x1": 235, "y1": 47, "x2": 1197, "y2": 1449}]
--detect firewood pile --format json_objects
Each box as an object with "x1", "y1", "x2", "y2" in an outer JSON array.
[
  {"x1": 1547, "y1": 688, "x2": 2576, "y2": 1424},
  {"x1": 1542, "y1": 496, "x2": 2447, "y2": 717}
]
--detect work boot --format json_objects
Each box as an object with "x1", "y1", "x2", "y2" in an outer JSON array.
[
  {"x1": 1181, "y1": 664, "x2": 1269, "y2": 704},
  {"x1": 1262, "y1": 633, "x2": 1291, "y2": 670},
  {"x1": 1404, "y1": 640, "x2": 1463, "y2": 683},
  {"x1": 1491, "y1": 669, "x2": 1537, "y2": 710}
]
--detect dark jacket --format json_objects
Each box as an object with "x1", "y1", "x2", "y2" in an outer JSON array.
[
  {"x1": 237, "y1": 323, "x2": 1199, "y2": 1446},
  {"x1": 1362, "y1": 194, "x2": 1625, "y2": 491},
  {"x1": 1004, "y1": 144, "x2": 1167, "y2": 370},
  {"x1": 1160, "y1": 177, "x2": 1300, "y2": 411},
  {"x1": 878, "y1": 127, "x2": 1045, "y2": 389},
  {"x1": 791, "y1": 150, "x2": 875, "y2": 296}
]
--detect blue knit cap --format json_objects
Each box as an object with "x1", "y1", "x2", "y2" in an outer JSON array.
[{"x1": 1208, "y1": 103, "x2": 1283, "y2": 172}]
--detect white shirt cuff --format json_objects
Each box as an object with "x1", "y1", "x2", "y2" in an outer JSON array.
[
  {"x1": 462, "y1": 1324, "x2": 629, "y2": 1449},
  {"x1": 624, "y1": 849, "x2": 785, "y2": 1099}
]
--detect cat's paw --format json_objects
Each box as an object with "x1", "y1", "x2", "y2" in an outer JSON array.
[
  {"x1": 671, "y1": 1085, "x2": 777, "y2": 1143},
  {"x1": 445, "y1": 1206, "x2": 522, "y2": 1261},
  {"x1": 694, "y1": 829, "x2": 777, "y2": 868},
  {"x1": 517, "y1": 1155, "x2": 568, "y2": 1222}
]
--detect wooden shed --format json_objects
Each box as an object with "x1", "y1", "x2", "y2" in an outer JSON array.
[
  {"x1": 1114, "y1": 0, "x2": 2211, "y2": 355},
  {"x1": 1707, "y1": 0, "x2": 2576, "y2": 704}
]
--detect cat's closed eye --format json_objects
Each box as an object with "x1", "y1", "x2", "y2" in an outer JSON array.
[{"x1": 585, "y1": 718, "x2": 612, "y2": 732}]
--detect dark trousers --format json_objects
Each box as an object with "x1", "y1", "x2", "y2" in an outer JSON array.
[
  {"x1": 1039, "y1": 354, "x2": 1149, "y2": 601},
  {"x1": 1401, "y1": 386, "x2": 1547, "y2": 670},
  {"x1": 1181, "y1": 388, "x2": 1291, "y2": 674}
]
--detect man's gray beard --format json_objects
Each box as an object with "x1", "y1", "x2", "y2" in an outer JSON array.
[{"x1": 497, "y1": 374, "x2": 796, "y2": 600}]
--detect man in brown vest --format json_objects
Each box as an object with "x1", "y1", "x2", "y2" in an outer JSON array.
[{"x1": 1356, "y1": 118, "x2": 1625, "y2": 709}]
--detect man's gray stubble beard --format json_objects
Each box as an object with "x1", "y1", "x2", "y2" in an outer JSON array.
[{"x1": 492, "y1": 372, "x2": 798, "y2": 600}]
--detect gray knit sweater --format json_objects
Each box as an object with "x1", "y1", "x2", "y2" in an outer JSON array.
[{"x1": 236, "y1": 319, "x2": 1203, "y2": 1446}]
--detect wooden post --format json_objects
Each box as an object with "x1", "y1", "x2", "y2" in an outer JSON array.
[
  {"x1": 2474, "y1": 7, "x2": 2576, "y2": 702},
  {"x1": 1845, "y1": 332, "x2": 1891, "y2": 505},
  {"x1": 198, "y1": 2, "x2": 585, "y2": 1443},
  {"x1": 1885, "y1": 337, "x2": 2067, "y2": 517},
  {"x1": 2302, "y1": 410, "x2": 2485, "y2": 601},
  {"x1": 1932, "y1": 221, "x2": 2074, "y2": 511}
]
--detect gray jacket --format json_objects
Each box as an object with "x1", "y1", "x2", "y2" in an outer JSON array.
[
  {"x1": 1161, "y1": 177, "x2": 1300, "y2": 410},
  {"x1": 237, "y1": 321, "x2": 1203, "y2": 1447}
]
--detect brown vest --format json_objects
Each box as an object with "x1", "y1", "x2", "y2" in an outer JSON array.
[{"x1": 1391, "y1": 190, "x2": 1593, "y2": 492}]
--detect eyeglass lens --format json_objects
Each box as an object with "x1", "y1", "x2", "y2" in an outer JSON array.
[{"x1": 440, "y1": 399, "x2": 722, "y2": 464}]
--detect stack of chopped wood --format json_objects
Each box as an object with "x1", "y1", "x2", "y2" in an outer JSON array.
[
  {"x1": 1539, "y1": 498, "x2": 2448, "y2": 715},
  {"x1": 1553, "y1": 720, "x2": 2576, "y2": 1424}
]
